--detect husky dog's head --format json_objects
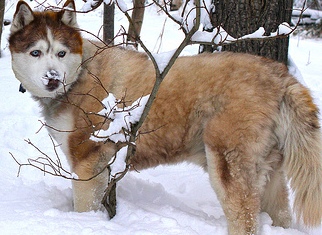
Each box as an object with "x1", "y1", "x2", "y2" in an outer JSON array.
[{"x1": 9, "y1": 0, "x2": 83, "y2": 98}]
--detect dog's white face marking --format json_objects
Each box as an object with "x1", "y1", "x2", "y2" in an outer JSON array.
[{"x1": 11, "y1": 28, "x2": 82, "y2": 98}]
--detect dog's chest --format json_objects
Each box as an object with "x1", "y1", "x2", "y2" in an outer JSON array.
[{"x1": 45, "y1": 111, "x2": 74, "y2": 160}]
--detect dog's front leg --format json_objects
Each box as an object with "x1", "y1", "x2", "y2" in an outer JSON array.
[
  {"x1": 72, "y1": 163, "x2": 109, "y2": 212},
  {"x1": 70, "y1": 141, "x2": 116, "y2": 212}
]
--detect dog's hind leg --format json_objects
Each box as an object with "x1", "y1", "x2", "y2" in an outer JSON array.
[
  {"x1": 205, "y1": 143, "x2": 261, "y2": 235},
  {"x1": 260, "y1": 149, "x2": 292, "y2": 228},
  {"x1": 203, "y1": 112, "x2": 277, "y2": 235}
]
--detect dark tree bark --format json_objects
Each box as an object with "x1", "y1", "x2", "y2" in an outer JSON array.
[
  {"x1": 0, "y1": 0, "x2": 5, "y2": 58},
  {"x1": 203, "y1": 0, "x2": 294, "y2": 64},
  {"x1": 103, "y1": 2, "x2": 115, "y2": 44}
]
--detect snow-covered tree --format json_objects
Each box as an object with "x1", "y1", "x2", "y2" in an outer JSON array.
[{"x1": 201, "y1": 0, "x2": 294, "y2": 65}]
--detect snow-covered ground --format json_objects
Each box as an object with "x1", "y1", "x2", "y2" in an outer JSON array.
[{"x1": 1, "y1": 1, "x2": 322, "y2": 234}]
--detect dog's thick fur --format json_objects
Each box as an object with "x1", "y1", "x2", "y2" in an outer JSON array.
[{"x1": 9, "y1": 1, "x2": 322, "y2": 234}]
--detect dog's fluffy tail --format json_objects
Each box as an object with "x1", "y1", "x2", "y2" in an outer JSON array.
[{"x1": 277, "y1": 81, "x2": 322, "y2": 226}]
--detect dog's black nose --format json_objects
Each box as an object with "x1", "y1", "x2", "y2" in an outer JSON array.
[
  {"x1": 46, "y1": 79, "x2": 60, "y2": 91},
  {"x1": 19, "y1": 84, "x2": 26, "y2": 93}
]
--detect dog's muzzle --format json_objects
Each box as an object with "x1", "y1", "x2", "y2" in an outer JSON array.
[{"x1": 42, "y1": 70, "x2": 61, "y2": 91}]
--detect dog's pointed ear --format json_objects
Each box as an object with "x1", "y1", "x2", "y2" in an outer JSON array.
[
  {"x1": 61, "y1": 0, "x2": 78, "y2": 27},
  {"x1": 10, "y1": 1, "x2": 34, "y2": 33}
]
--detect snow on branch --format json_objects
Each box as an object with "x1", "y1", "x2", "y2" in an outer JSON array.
[
  {"x1": 81, "y1": 0, "x2": 104, "y2": 12},
  {"x1": 180, "y1": 1, "x2": 294, "y2": 45},
  {"x1": 90, "y1": 93, "x2": 150, "y2": 143},
  {"x1": 152, "y1": 49, "x2": 177, "y2": 74},
  {"x1": 81, "y1": 0, "x2": 131, "y2": 12}
]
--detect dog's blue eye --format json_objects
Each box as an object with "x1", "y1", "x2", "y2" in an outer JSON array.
[
  {"x1": 57, "y1": 51, "x2": 66, "y2": 58},
  {"x1": 30, "y1": 50, "x2": 41, "y2": 57}
]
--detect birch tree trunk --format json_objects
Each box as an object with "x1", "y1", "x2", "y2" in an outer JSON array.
[{"x1": 127, "y1": 0, "x2": 145, "y2": 48}]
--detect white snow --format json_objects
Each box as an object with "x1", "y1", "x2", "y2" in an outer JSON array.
[
  {"x1": 109, "y1": 146, "x2": 128, "y2": 177},
  {"x1": 1, "y1": 0, "x2": 322, "y2": 234},
  {"x1": 71, "y1": 172, "x2": 79, "y2": 180},
  {"x1": 80, "y1": 1, "x2": 93, "y2": 12},
  {"x1": 292, "y1": 8, "x2": 322, "y2": 19},
  {"x1": 41, "y1": 70, "x2": 61, "y2": 85},
  {"x1": 178, "y1": 0, "x2": 213, "y2": 32},
  {"x1": 91, "y1": 94, "x2": 149, "y2": 143},
  {"x1": 241, "y1": 27, "x2": 266, "y2": 39},
  {"x1": 81, "y1": 0, "x2": 129, "y2": 13},
  {"x1": 152, "y1": 49, "x2": 177, "y2": 73},
  {"x1": 191, "y1": 27, "x2": 235, "y2": 45},
  {"x1": 278, "y1": 22, "x2": 293, "y2": 35},
  {"x1": 192, "y1": 23, "x2": 294, "y2": 45},
  {"x1": 114, "y1": 0, "x2": 129, "y2": 13}
]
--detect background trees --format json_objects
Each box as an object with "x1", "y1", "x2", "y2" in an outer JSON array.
[
  {"x1": 294, "y1": 0, "x2": 322, "y2": 37},
  {"x1": 103, "y1": 2, "x2": 115, "y2": 43},
  {"x1": 103, "y1": 0, "x2": 295, "y2": 64},
  {"x1": 295, "y1": 0, "x2": 321, "y2": 8},
  {"x1": 202, "y1": 0, "x2": 294, "y2": 65}
]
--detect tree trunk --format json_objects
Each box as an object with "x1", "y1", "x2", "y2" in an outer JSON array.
[
  {"x1": 127, "y1": 0, "x2": 145, "y2": 49},
  {"x1": 103, "y1": 2, "x2": 115, "y2": 44},
  {"x1": 0, "y1": 0, "x2": 5, "y2": 58},
  {"x1": 203, "y1": 0, "x2": 293, "y2": 64}
]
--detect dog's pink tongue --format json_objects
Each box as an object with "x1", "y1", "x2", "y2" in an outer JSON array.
[{"x1": 46, "y1": 79, "x2": 60, "y2": 91}]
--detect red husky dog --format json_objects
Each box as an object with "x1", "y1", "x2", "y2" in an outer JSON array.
[{"x1": 9, "y1": 1, "x2": 322, "y2": 234}]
